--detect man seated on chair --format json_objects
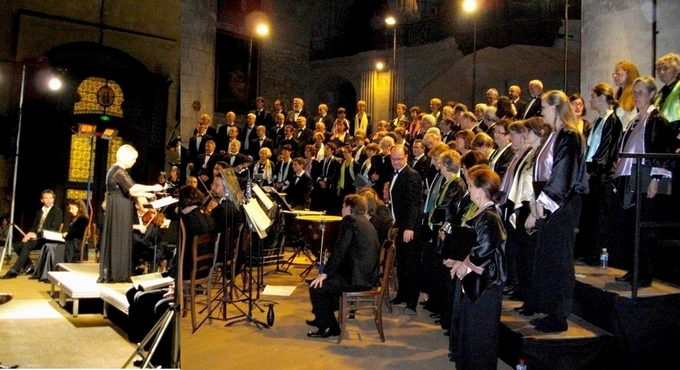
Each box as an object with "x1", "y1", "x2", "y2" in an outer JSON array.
[
  {"x1": 306, "y1": 194, "x2": 381, "y2": 338},
  {"x1": 2, "y1": 189, "x2": 62, "y2": 279},
  {"x1": 132, "y1": 200, "x2": 163, "y2": 275}
]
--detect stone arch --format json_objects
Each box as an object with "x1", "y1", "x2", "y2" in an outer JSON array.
[{"x1": 315, "y1": 75, "x2": 358, "y2": 121}]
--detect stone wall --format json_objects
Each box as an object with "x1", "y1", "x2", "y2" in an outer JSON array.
[
  {"x1": 581, "y1": 0, "x2": 680, "y2": 122},
  {"x1": 180, "y1": 0, "x2": 217, "y2": 142}
]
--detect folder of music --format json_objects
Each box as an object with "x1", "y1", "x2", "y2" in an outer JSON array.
[{"x1": 143, "y1": 196, "x2": 178, "y2": 209}]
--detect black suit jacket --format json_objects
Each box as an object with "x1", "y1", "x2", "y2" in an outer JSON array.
[
  {"x1": 272, "y1": 159, "x2": 295, "y2": 187},
  {"x1": 251, "y1": 109, "x2": 273, "y2": 128},
  {"x1": 249, "y1": 137, "x2": 275, "y2": 158},
  {"x1": 268, "y1": 125, "x2": 286, "y2": 147},
  {"x1": 238, "y1": 125, "x2": 258, "y2": 151},
  {"x1": 188, "y1": 134, "x2": 213, "y2": 165},
  {"x1": 520, "y1": 96, "x2": 542, "y2": 119},
  {"x1": 224, "y1": 152, "x2": 249, "y2": 173},
  {"x1": 278, "y1": 137, "x2": 301, "y2": 158},
  {"x1": 212, "y1": 125, "x2": 230, "y2": 153},
  {"x1": 389, "y1": 166, "x2": 423, "y2": 232},
  {"x1": 411, "y1": 154, "x2": 430, "y2": 181},
  {"x1": 586, "y1": 114, "x2": 623, "y2": 180},
  {"x1": 296, "y1": 127, "x2": 314, "y2": 147},
  {"x1": 490, "y1": 144, "x2": 517, "y2": 180},
  {"x1": 287, "y1": 109, "x2": 312, "y2": 126},
  {"x1": 314, "y1": 114, "x2": 335, "y2": 131},
  {"x1": 286, "y1": 173, "x2": 313, "y2": 209},
  {"x1": 194, "y1": 151, "x2": 221, "y2": 177},
  {"x1": 513, "y1": 99, "x2": 527, "y2": 117},
  {"x1": 31, "y1": 206, "x2": 63, "y2": 233},
  {"x1": 324, "y1": 214, "x2": 381, "y2": 289}
]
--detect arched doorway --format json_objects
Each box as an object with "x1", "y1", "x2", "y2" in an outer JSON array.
[
  {"x1": 13, "y1": 42, "x2": 171, "y2": 228},
  {"x1": 316, "y1": 76, "x2": 357, "y2": 127}
]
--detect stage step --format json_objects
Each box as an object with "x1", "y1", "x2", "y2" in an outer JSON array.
[{"x1": 499, "y1": 299, "x2": 613, "y2": 370}]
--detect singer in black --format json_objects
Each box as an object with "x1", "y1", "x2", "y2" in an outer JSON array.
[
  {"x1": 306, "y1": 195, "x2": 381, "y2": 338},
  {"x1": 98, "y1": 145, "x2": 164, "y2": 283},
  {"x1": 2, "y1": 189, "x2": 62, "y2": 279}
]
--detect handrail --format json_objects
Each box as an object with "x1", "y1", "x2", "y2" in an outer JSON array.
[{"x1": 618, "y1": 152, "x2": 679, "y2": 298}]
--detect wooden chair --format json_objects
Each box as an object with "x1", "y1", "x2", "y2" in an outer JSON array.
[
  {"x1": 78, "y1": 200, "x2": 95, "y2": 262},
  {"x1": 383, "y1": 227, "x2": 399, "y2": 313},
  {"x1": 183, "y1": 230, "x2": 219, "y2": 333},
  {"x1": 336, "y1": 232, "x2": 397, "y2": 344}
]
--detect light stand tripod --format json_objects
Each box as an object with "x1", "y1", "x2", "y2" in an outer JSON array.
[
  {"x1": 123, "y1": 302, "x2": 179, "y2": 369},
  {"x1": 299, "y1": 218, "x2": 328, "y2": 281}
]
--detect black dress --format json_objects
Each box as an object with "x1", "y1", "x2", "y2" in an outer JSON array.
[
  {"x1": 451, "y1": 206, "x2": 507, "y2": 370},
  {"x1": 99, "y1": 164, "x2": 136, "y2": 283}
]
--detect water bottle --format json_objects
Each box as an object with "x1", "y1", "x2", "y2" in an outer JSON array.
[
  {"x1": 516, "y1": 358, "x2": 527, "y2": 370},
  {"x1": 600, "y1": 248, "x2": 609, "y2": 270}
]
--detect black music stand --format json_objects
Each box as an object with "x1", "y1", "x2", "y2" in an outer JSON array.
[
  {"x1": 225, "y1": 181, "x2": 272, "y2": 329},
  {"x1": 261, "y1": 187, "x2": 292, "y2": 276}
]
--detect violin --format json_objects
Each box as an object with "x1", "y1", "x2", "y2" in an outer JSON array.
[
  {"x1": 142, "y1": 210, "x2": 166, "y2": 227},
  {"x1": 202, "y1": 191, "x2": 219, "y2": 215}
]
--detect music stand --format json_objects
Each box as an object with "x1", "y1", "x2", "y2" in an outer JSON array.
[
  {"x1": 143, "y1": 197, "x2": 178, "y2": 272},
  {"x1": 260, "y1": 187, "x2": 292, "y2": 276},
  {"x1": 225, "y1": 178, "x2": 272, "y2": 329}
]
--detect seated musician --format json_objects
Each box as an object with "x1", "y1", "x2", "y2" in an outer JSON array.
[
  {"x1": 210, "y1": 170, "x2": 245, "y2": 271},
  {"x1": 31, "y1": 199, "x2": 88, "y2": 281},
  {"x1": 306, "y1": 194, "x2": 381, "y2": 338},
  {"x1": 132, "y1": 200, "x2": 163, "y2": 274},
  {"x1": 285, "y1": 157, "x2": 313, "y2": 210},
  {"x1": 178, "y1": 185, "x2": 216, "y2": 281},
  {"x1": 2, "y1": 190, "x2": 63, "y2": 279}
]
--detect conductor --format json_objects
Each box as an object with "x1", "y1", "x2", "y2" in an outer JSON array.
[{"x1": 306, "y1": 194, "x2": 381, "y2": 338}]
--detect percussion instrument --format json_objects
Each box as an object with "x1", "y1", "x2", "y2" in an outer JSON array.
[{"x1": 296, "y1": 215, "x2": 342, "y2": 261}]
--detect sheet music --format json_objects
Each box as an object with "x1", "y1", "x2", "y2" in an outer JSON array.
[
  {"x1": 144, "y1": 196, "x2": 178, "y2": 209},
  {"x1": 243, "y1": 200, "x2": 272, "y2": 238},
  {"x1": 252, "y1": 184, "x2": 274, "y2": 210},
  {"x1": 41, "y1": 230, "x2": 65, "y2": 242}
]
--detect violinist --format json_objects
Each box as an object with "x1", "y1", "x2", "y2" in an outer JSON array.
[{"x1": 132, "y1": 200, "x2": 163, "y2": 274}]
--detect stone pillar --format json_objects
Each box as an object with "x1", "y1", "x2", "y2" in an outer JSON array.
[{"x1": 180, "y1": 0, "x2": 217, "y2": 143}]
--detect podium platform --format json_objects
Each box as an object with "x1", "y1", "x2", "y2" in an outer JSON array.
[{"x1": 499, "y1": 264, "x2": 680, "y2": 370}]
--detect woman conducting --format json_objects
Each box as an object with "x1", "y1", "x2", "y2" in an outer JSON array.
[{"x1": 98, "y1": 144, "x2": 163, "y2": 283}]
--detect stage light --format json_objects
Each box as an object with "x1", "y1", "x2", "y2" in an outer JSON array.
[
  {"x1": 463, "y1": 0, "x2": 477, "y2": 13},
  {"x1": 101, "y1": 128, "x2": 118, "y2": 140},
  {"x1": 48, "y1": 76, "x2": 62, "y2": 91},
  {"x1": 376, "y1": 62, "x2": 384, "y2": 70},
  {"x1": 77, "y1": 123, "x2": 97, "y2": 135},
  {"x1": 256, "y1": 24, "x2": 269, "y2": 36},
  {"x1": 385, "y1": 16, "x2": 396, "y2": 26}
]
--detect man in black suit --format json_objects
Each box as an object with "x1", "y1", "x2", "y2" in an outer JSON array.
[
  {"x1": 268, "y1": 113, "x2": 286, "y2": 150},
  {"x1": 410, "y1": 139, "x2": 430, "y2": 181},
  {"x1": 224, "y1": 140, "x2": 249, "y2": 175},
  {"x1": 310, "y1": 143, "x2": 341, "y2": 213},
  {"x1": 286, "y1": 97, "x2": 312, "y2": 126},
  {"x1": 272, "y1": 99, "x2": 285, "y2": 119},
  {"x1": 388, "y1": 145, "x2": 424, "y2": 315},
  {"x1": 285, "y1": 158, "x2": 313, "y2": 210},
  {"x1": 369, "y1": 136, "x2": 395, "y2": 200},
  {"x1": 307, "y1": 194, "x2": 381, "y2": 338},
  {"x1": 508, "y1": 85, "x2": 526, "y2": 116},
  {"x1": 239, "y1": 113, "x2": 258, "y2": 155},
  {"x1": 195, "y1": 140, "x2": 221, "y2": 186},
  {"x1": 3, "y1": 189, "x2": 63, "y2": 278},
  {"x1": 272, "y1": 144, "x2": 295, "y2": 192},
  {"x1": 278, "y1": 125, "x2": 300, "y2": 158},
  {"x1": 249, "y1": 125, "x2": 274, "y2": 158},
  {"x1": 251, "y1": 96, "x2": 273, "y2": 129},
  {"x1": 188, "y1": 120, "x2": 213, "y2": 172},
  {"x1": 519, "y1": 80, "x2": 543, "y2": 119},
  {"x1": 314, "y1": 103, "x2": 335, "y2": 132},
  {"x1": 295, "y1": 116, "x2": 314, "y2": 148}
]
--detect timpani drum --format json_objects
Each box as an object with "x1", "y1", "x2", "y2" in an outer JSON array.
[
  {"x1": 281, "y1": 210, "x2": 324, "y2": 234},
  {"x1": 296, "y1": 215, "x2": 343, "y2": 258}
]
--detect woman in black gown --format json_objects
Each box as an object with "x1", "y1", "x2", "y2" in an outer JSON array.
[
  {"x1": 98, "y1": 144, "x2": 163, "y2": 283},
  {"x1": 449, "y1": 166, "x2": 507, "y2": 370}
]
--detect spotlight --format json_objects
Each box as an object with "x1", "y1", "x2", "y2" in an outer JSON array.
[
  {"x1": 48, "y1": 76, "x2": 62, "y2": 91},
  {"x1": 376, "y1": 62, "x2": 384, "y2": 70}
]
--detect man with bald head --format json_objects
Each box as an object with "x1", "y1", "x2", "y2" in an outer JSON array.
[
  {"x1": 239, "y1": 113, "x2": 258, "y2": 154},
  {"x1": 508, "y1": 85, "x2": 526, "y2": 115},
  {"x1": 387, "y1": 144, "x2": 423, "y2": 315}
]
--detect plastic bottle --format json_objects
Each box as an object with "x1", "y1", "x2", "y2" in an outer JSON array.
[
  {"x1": 600, "y1": 248, "x2": 609, "y2": 270},
  {"x1": 516, "y1": 358, "x2": 527, "y2": 370}
]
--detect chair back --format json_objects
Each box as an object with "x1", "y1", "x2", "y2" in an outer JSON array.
[
  {"x1": 79, "y1": 199, "x2": 95, "y2": 262},
  {"x1": 192, "y1": 233, "x2": 218, "y2": 283},
  {"x1": 178, "y1": 218, "x2": 187, "y2": 312},
  {"x1": 377, "y1": 237, "x2": 396, "y2": 293}
]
